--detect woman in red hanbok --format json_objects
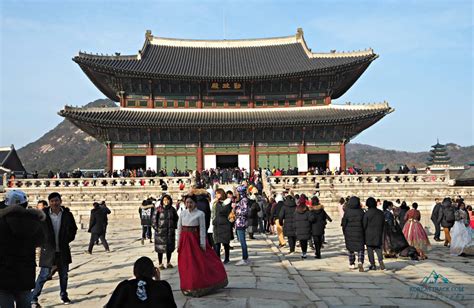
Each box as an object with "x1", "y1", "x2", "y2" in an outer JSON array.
[
  {"x1": 177, "y1": 194, "x2": 228, "y2": 297},
  {"x1": 402, "y1": 203, "x2": 431, "y2": 259}
]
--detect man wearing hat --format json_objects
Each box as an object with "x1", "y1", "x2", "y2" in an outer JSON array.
[{"x1": 0, "y1": 190, "x2": 45, "y2": 308}]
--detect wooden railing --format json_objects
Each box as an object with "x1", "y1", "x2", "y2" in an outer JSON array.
[
  {"x1": 267, "y1": 173, "x2": 453, "y2": 186},
  {"x1": 3, "y1": 176, "x2": 194, "y2": 189}
]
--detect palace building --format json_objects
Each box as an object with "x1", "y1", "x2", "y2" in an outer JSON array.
[{"x1": 60, "y1": 28, "x2": 393, "y2": 173}]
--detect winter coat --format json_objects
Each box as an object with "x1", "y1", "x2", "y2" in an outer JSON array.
[
  {"x1": 309, "y1": 205, "x2": 329, "y2": 236},
  {"x1": 247, "y1": 197, "x2": 261, "y2": 229},
  {"x1": 235, "y1": 197, "x2": 249, "y2": 229},
  {"x1": 212, "y1": 199, "x2": 232, "y2": 244},
  {"x1": 88, "y1": 206, "x2": 108, "y2": 235},
  {"x1": 39, "y1": 206, "x2": 78, "y2": 267},
  {"x1": 152, "y1": 203, "x2": 178, "y2": 253},
  {"x1": 438, "y1": 201, "x2": 455, "y2": 228},
  {"x1": 272, "y1": 201, "x2": 284, "y2": 220},
  {"x1": 193, "y1": 189, "x2": 211, "y2": 231},
  {"x1": 397, "y1": 205, "x2": 409, "y2": 229},
  {"x1": 341, "y1": 202, "x2": 365, "y2": 251},
  {"x1": 139, "y1": 204, "x2": 155, "y2": 226},
  {"x1": 430, "y1": 202, "x2": 442, "y2": 222},
  {"x1": 279, "y1": 197, "x2": 297, "y2": 237},
  {"x1": 363, "y1": 207, "x2": 385, "y2": 247},
  {"x1": 105, "y1": 278, "x2": 176, "y2": 308},
  {"x1": 294, "y1": 206, "x2": 312, "y2": 240},
  {"x1": 0, "y1": 205, "x2": 45, "y2": 291}
]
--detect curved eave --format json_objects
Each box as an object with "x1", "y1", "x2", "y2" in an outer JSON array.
[
  {"x1": 58, "y1": 104, "x2": 393, "y2": 130},
  {"x1": 73, "y1": 54, "x2": 377, "y2": 83}
]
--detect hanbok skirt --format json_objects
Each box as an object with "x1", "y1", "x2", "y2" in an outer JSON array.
[
  {"x1": 402, "y1": 219, "x2": 431, "y2": 254},
  {"x1": 383, "y1": 221, "x2": 408, "y2": 257},
  {"x1": 450, "y1": 221, "x2": 474, "y2": 256},
  {"x1": 178, "y1": 226, "x2": 228, "y2": 297}
]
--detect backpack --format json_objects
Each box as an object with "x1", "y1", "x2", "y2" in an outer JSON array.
[{"x1": 445, "y1": 208, "x2": 455, "y2": 223}]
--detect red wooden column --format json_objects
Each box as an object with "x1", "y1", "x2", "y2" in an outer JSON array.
[
  {"x1": 197, "y1": 142, "x2": 203, "y2": 172},
  {"x1": 340, "y1": 141, "x2": 347, "y2": 171},
  {"x1": 197, "y1": 100, "x2": 203, "y2": 108},
  {"x1": 324, "y1": 96, "x2": 331, "y2": 105},
  {"x1": 106, "y1": 142, "x2": 113, "y2": 173},
  {"x1": 250, "y1": 141, "x2": 256, "y2": 171}
]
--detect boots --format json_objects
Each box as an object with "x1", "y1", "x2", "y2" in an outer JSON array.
[{"x1": 379, "y1": 261, "x2": 385, "y2": 270}]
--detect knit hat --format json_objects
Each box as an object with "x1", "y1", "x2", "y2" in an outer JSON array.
[
  {"x1": 4, "y1": 190, "x2": 28, "y2": 207},
  {"x1": 237, "y1": 185, "x2": 247, "y2": 197}
]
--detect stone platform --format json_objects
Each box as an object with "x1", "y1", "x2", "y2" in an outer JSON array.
[{"x1": 33, "y1": 220, "x2": 473, "y2": 307}]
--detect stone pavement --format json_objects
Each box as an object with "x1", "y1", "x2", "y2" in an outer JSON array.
[{"x1": 34, "y1": 221, "x2": 473, "y2": 307}]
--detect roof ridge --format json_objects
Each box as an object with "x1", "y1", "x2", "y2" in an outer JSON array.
[{"x1": 311, "y1": 49, "x2": 375, "y2": 58}]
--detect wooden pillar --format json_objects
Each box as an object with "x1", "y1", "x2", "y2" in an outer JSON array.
[
  {"x1": 197, "y1": 100, "x2": 203, "y2": 108},
  {"x1": 146, "y1": 142, "x2": 153, "y2": 155},
  {"x1": 340, "y1": 141, "x2": 347, "y2": 171},
  {"x1": 197, "y1": 143, "x2": 203, "y2": 171},
  {"x1": 106, "y1": 142, "x2": 113, "y2": 173},
  {"x1": 250, "y1": 141, "x2": 257, "y2": 171},
  {"x1": 148, "y1": 80, "x2": 154, "y2": 108},
  {"x1": 297, "y1": 99, "x2": 303, "y2": 107},
  {"x1": 119, "y1": 91, "x2": 126, "y2": 107},
  {"x1": 324, "y1": 96, "x2": 331, "y2": 105},
  {"x1": 298, "y1": 127, "x2": 306, "y2": 153}
]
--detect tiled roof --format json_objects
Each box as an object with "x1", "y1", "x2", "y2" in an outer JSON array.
[
  {"x1": 59, "y1": 103, "x2": 393, "y2": 129},
  {"x1": 74, "y1": 29, "x2": 377, "y2": 80}
]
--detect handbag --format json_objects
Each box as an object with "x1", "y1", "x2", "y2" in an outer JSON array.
[{"x1": 228, "y1": 210, "x2": 236, "y2": 223}]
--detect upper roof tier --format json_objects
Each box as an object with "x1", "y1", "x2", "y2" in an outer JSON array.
[{"x1": 74, "y1": 28, "x2": 377, "y2": 81}]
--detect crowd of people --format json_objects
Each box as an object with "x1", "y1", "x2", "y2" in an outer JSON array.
[{"x1": 2, "y1": 181, "x2": 474, "y2": 307}]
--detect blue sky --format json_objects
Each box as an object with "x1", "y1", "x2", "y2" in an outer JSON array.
[{"x1": 1, "y1": 0, "x2": 472, "y2": 152}]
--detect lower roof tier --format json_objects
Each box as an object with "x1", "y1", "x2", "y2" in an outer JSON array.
[
  {"x1": 59, "y1": 103, "x2": 393, "y2": 144},
  {"x1": 60, "y1": 103, "x2": 392, "y2": 128}
]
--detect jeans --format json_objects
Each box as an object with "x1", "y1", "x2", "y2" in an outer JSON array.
[
  {"x1": 258, "y1": 218, "x2": 264, "y2": 233},
  {"x1": 0, "y1": 289, "x2": 30, "y2": 308},
  {"x1": 288, "y1": 236, "x2": 297, "y2": 252},
  {"x1": 313, "y1": 235, "x2": 323, "y2": 257},
  {"x1": 142, "y1": 225, "x2": 152, "y2": 239},
  {"x1": 236, "y1": 228, "x2": 248, "y2": 260},
  {"x1": 88, "y1": 233, "x2": 110, "y2": 253},
  {"x1": 31, "y1": 263, "x2": 69, "y2": 303},
  {"x1": 367, "y1": 246, "x2": 383, "y2": 265},
  {"x1": 214, "y1": 243, "x2": 230, "y2": 261},
  {"x1": 348, "y1": 250, "x2": 365, "y2": 265},
  {"x1": 431, "y1": 219, "x2": 441, "y2": 239},
  {"x1": 300, "y1": 240, "x2": 308, "y2": 254}
]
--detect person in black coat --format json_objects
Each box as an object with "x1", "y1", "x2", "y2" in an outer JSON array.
[
  {"x1": 363, "y1": 197, "x2": 385, "y2": 271},
  {"x1": 192, "y1": 188, "x2": 213, "y2": 247},
  {"x1": 430, "y1": 198, "x2": 442, "y2": 241},
  {"x1": 139, "y1": 199, "x2": 155, "y2": 244},
  {"x1": 212, "y1": 188, "x2": 232, "y2": 263},
  {"x1": 105, "y1": 256, "x2": 176, "y2": 308},
  {"x1": 437, "y1": 197, "x2": 455, "y2": 246},
  {"x1": 0, "y1": 190, "x2": 45, "y2": 308},
  {"x1": 152, "y1": 195, "x2": 178, "y2": 269},
  {"x1": 271, "y1": 194, "x2": 285, "y2": 247},
  {"x1": 308, "y1": 196, "x2": 331, "y2": 259},
  {"x1": 397, "y1": 201, "x2": 410, "y2": 229},
  {"x1": 87, "y1": 202, "x2": 110, "y2": 254},
  {"x1": 279, "y1": 195, "x2": 297, "y2": 254},
  {"x1": 294, "y1": 196, "x2": 311, "y2": 259},
  {"x1": 247, "y1": 192, "x2": 261, "y2": 240},
  {"x1": 31, "y1": 192, "x2": 78, "y2": 305},
  {"x1": 341, "y1": 196, "x2": 365, "y2": 272}
]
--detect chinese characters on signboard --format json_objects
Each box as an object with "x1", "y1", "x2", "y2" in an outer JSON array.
[{"x1": 209, "y1": 82, "x2": 243, "y2": 91}]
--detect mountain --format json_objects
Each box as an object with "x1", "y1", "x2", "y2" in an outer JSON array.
[
  {"x1": 346, "y1": 143, "x2": 474, "y2": 171},
  {"x1": 17, "y1": 99, "x2": 116, "y2": 173},
  {"x1": 16, "y1": 98, "x2": 474, "y2": 173}
]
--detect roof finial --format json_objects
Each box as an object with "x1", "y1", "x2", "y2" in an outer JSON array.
[
  {"x1": 145, "y1": 30, "x2": 153, "y2": 41},
  {"x1": 296, "y1": 27, "x2": 304, "y2": 40}
]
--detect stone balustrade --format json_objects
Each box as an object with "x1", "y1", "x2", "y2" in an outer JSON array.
[
  {"x1": 267, "y1": 173, "x2": 452, "y2": 187},
  {"x1": 4, "y1": 176, "x2": 193, "y2": 190}
]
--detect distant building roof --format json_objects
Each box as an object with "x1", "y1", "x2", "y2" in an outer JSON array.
[{"x1": 0, "y1": 145, "x2": 26, "y2": 173}]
